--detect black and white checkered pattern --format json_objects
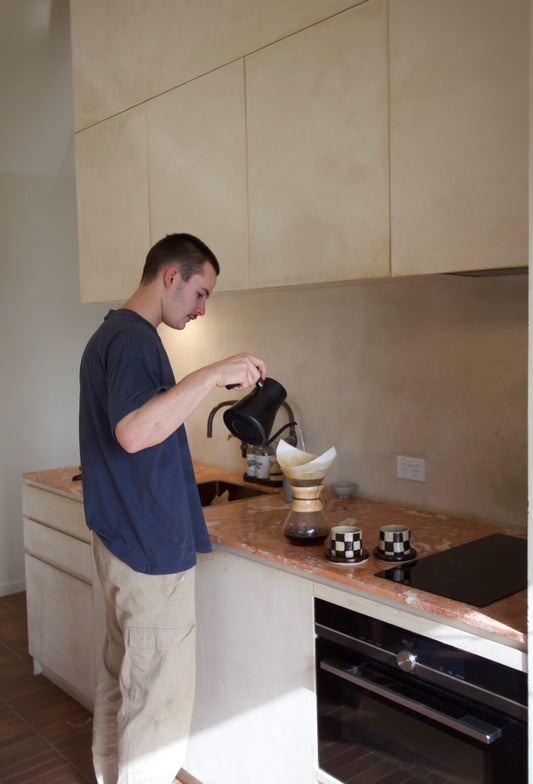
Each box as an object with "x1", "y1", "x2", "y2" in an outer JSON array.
[
  {"x1": 379, "y1": 525, "x2": 410, "y2": 555},
  {"x1": 330, "y1": 527, "x2": 362, "y2": 560}
]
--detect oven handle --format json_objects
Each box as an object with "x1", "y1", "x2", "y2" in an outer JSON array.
[{"x1": 321, "y1": 658, "x2": 503, "y2": 745}]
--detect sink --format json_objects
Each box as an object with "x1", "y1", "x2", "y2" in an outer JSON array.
[{"x1": 197, "y1": 479, "x2": 269, "y2": 507}]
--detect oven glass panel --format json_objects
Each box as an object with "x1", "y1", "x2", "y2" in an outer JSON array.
[{"x1": 316, "y1": 639, "x2": 527, "y2": 784}]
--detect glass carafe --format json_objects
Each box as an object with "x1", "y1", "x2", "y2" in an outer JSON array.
[{"x1": 283, "y1": 478, "x2": 329, "y2": 546}]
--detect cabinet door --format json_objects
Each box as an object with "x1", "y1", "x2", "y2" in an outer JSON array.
[
  {"x1": 246, "y1": 0, "x2": 389, "y2": 288},
  {"x1": 187, "y1": 551, "x2": 316, "y2": 784},
  {"x1": 147, "y1": 61, "x2": 249, "y2": 292},
  {"x1": 74, "y1": 105, "x2": 150, "y2": 303},
  {"x1": 70, "y1": 0, "x2": 362, "y2": 131},
  {"x1": 25, "y1": 554, "x2": 95, "y2": 709},
  {"x1": 389, "y1": 0, "x2": 529, "y2": 276}
]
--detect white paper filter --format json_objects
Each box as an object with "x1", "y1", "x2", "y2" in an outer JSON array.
[{"x1": 276, "y1": 440, "x2": 336, "y2": 481}]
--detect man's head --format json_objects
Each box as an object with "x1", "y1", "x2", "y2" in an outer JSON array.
[
  {"x1": 141, "y1": 233, "x2": 220, "y2": 284},
  {"x1": 136, "y1": 234, "x2": 219, "y2": 330}
]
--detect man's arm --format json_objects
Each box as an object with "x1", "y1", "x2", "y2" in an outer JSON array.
[{"x1": 115, "y1": 352, "x2": 266, "y2": 453}]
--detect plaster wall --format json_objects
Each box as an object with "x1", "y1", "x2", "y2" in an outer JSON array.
[
  {"x1": 0, "y1": 172, "x2": 107, "y2": 595},
  {"x1": 163, "y1": 272, "x2": 527, "y2": 529}
]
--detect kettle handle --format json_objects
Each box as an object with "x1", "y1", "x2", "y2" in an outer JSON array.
[{"x1": 225, "y1": 378, "x2": 264, "y2": 391}]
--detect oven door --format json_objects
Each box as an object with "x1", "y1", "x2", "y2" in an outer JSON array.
[{"x1": 316, "y1": 637, "x2": 527, "y2": 784}]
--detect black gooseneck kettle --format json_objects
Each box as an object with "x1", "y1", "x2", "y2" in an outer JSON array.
[{"x1": 223, "y1": 377, "x2": 288, "y2": 446}]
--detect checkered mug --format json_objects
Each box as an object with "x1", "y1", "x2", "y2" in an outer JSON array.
[
  {"x1": 378, "y1": 524, "x2": 411, "y2": 556},
  {"x1": 329, "y1": 525, "x2": 363, "y2": 561}
]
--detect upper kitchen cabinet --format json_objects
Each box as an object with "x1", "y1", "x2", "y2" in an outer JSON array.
[
  {"x1": 246, "y1": 0, "x2": 390, "y2": 288},
  {"x1": 74, "y1": 106, "x2": 150, "y2": 303},
  {"x1": 69, "y1": 0, "x2": 360, "y2": 131},
  {"x1": 147, "y1": 61, "x2": 249, "y2": 292},
  {"x1": 389, "y1": 0, "x2": 529, "y2": 277}
]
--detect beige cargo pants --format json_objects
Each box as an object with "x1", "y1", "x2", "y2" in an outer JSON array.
[{"x1": 92, "y1": 536, "x2": 196, "y2": 784}]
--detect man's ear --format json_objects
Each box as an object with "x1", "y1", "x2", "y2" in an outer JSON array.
[{"x1": 163, "y1": 265, "x2": 180, "y2": 288}]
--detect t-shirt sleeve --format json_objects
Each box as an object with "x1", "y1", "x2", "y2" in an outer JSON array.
[{"x1": 107, "y1": 356, "x2": 170, "y2": 432}]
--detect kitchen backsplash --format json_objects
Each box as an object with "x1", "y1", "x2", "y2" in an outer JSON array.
[{"x1": 161, "y1": 272, "x2": 527, "y2": 529}]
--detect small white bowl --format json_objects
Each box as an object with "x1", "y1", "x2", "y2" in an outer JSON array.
[{"x1": 330, "y1": 481, "x2": 357, "y2": 499}]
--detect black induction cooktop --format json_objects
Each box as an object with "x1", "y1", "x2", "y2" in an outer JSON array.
[{"x1": 375, "y1": 534, "x2": 527, "y2": 607}]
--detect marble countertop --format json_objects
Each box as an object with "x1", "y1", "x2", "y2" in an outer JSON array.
[{"x1": 23, "y1": 464, "x2": 527, "y2": 649}]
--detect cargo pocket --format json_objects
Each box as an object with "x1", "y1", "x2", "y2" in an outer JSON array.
[{"x1": 122, "y1": 622, "x2": 196, "y2": 707}]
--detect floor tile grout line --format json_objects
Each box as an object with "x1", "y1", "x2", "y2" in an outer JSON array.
[
  {"x1": 0, "y1": 594, "x2": 31, "y2": 664},
  {"x1": 2, "y1": 751, "x2": 75, "y2": 782},
  {"x1": 0, "y1": 639, "x2": 32, "y2": 667},
  {"x1": 1, "y1": 707, "x2": 94, "y2": 782},
  {"x1": 1, "y1": 677, "x2": 93, "y2": 781},
  {"x1": 0, "y1": 593, "x2": 96, "y2": 783},
  {"x1": 0, "y1": 595, "x2": 28, "y2": 616}
]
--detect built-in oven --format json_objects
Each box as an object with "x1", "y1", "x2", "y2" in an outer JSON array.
[{"x1": 315, "y1": 598, "x2": 527, "y2": 784}]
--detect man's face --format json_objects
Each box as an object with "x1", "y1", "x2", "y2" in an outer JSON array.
[{"x1": 166, "y1": 262, "x2": 217, "y2": 330}]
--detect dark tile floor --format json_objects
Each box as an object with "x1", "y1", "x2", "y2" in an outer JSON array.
[{"x1": 0, "y1": 592, "x2": 96, "y2": 783}]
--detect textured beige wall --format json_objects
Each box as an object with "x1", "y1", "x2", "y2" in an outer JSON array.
[
  {"x1": 162, "y1": 273, "x2": 527, "y2": 528},
  {"x1": 0, "y1": 173, "x2": 109, "y2": 594}
]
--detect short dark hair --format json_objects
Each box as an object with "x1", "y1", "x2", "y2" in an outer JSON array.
[{"x1": 141, "y1": 233, "x2": 220, "y2": 283}]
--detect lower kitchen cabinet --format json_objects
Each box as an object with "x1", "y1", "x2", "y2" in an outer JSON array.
[
  {"x1": 23, "y1": 479, "x2": 319, "y2": 780},
  {"x1": 187, "y1": 550, "x2": 317, "y2": 784},
  {"x1": 22, "y1": 484, "x2": 98, "y2": 710},
  {"x1": 24, "y1": 553, "x2": 95, "y2": 708}
]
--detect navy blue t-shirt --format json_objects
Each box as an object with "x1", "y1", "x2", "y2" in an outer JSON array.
[{"x1": 79, "y1": 309, "x2": 212, "y2": 574}]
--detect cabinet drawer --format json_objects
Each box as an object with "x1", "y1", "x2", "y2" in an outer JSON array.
[
  {"x1": 23, "y1": 518, "x2": 92, "y2": 583},
  {"x1": 22, "y1": 484, "x2": 88, "y2": 541}
]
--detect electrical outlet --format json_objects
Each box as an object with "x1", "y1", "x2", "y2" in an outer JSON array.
[{"x1": 396, "y1": 455, "x2": 426, "y2": 482}]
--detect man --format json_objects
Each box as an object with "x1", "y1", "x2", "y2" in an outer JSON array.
[{"x1": 79, "y1": 233, "x2": 266, "y2": 784}]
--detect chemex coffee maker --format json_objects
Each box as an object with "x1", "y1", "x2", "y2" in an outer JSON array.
[
  {"x1": 206, "y1": 378, "x2": 336, "y2": 546},
  {"x1": 276, "y1": 440, "x2": 336, "y2": 546}
]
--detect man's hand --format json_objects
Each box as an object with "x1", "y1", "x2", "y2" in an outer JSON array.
[{"x1": 210, "y1": 352, "x2": 267, "y2": 391}]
